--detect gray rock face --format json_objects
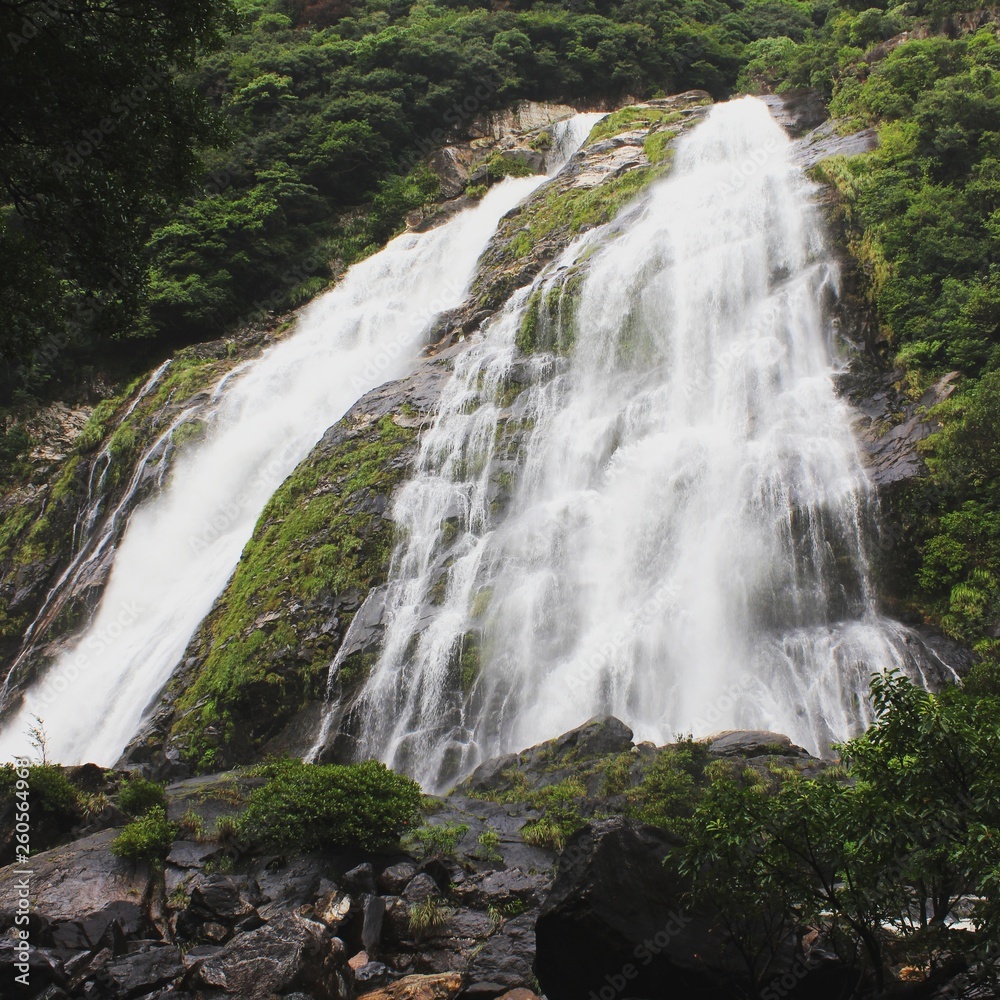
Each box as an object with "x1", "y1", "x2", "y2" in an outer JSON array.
[
  {"x1": 704, "y1": 730, "x2": 811, "y2": 758},
  {"x1": 846, "y1": 369, "x2": 960, "y2": 488},
  {"x1": 792, "y1": 118, "x2": 878, "y2": 169},
  {"x1": 193, "y1": 912, "x2": 349, "y2": 999}
]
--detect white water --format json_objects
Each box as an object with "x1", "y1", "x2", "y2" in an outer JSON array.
[
  {"x1": 343, "y1": 97, "x2": 947, "y2": 792},
  {"x1": 0, "y1": 135, "x2": 602, "y2": 763}
]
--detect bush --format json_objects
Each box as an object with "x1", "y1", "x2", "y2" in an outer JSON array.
[
  {"x1": 0, "y1": 764, "x2": 83, "y2": 863},
  {"x1": 110, "y1": 806, "x2": 178, "y2": 865},
  {"x1": 238, "y1": 758, "x2": 421, "y2": 852},
  {"x1": 117, "y1": 774, "x2": 167, "y2": 818}
]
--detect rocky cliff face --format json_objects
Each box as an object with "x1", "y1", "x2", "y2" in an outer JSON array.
[
  {"x1": 0, "y1": 88, "x2": 971, "y2": 775},
  {"x1": 0, "y1": 718, "x2": 839, "y2": 1000}
]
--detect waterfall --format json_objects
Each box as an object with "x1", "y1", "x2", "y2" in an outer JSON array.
[
  {"x1": 0, "y1": 125, "x2": 600, "y2": 765},
  {"x1": 340, "y1": 97, "x2": 948, "y2": 792}
]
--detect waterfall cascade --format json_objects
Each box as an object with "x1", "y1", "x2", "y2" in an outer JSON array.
[
  {"x1": 0, "y1": 115, "x2": 601, "y2": 764},
  {"x1": 333, "y1": 97, "x2": 950, "y2": 792}
]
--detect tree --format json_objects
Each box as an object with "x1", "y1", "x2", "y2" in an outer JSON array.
[{"x1": 0, "y1": 0, "x2": 237, "y2": 394}]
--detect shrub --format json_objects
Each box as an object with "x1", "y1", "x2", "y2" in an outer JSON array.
[
  {"x1": 117, "y1": 774, "x2": 167, "y2": 818},
  {"x1": 110, "y1": 806, "x2": 178, "y2": 865},
  {"x1": 238, "y1": 758, "x2": 421, "y2": 852},
  {"x1": 404, "y1": 821, "x2": 469, "y2": 858},
  {"x1": 0, "y1": 763, "x2": 83, "y2": 862}
]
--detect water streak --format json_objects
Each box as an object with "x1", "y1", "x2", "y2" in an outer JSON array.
[{"x1": 344, "y1": 98, "x2": 948, "y2": 791}]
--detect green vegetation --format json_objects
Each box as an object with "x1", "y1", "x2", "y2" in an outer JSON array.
[
  {"x1": 681, "y1": 672, "x2": 1000, "y2": 994},
  {"x1": 409, "y1": 895, "x2": 451, "y2": 936},
  {"x1": 110, "y1": 806, "x2": 179, "y2": 865},
  {"x1": 117, "y1": 774, "x2": 167, "y2": 818},
  {"x1": 0, "y1": 763, "x2": 83, "y2": 861},
  {"x1": 168, "y1": 414, "x2": 415, "y2": 768},
  {"x1": 237, "y1": 757, "x2": 421, "y2": 852},
  {"x1": 404, "y1": 820, "x2": 470, "y2": 857},
  {"x1": 2, "y1": 0, "x2": 751, "y2": 401}
]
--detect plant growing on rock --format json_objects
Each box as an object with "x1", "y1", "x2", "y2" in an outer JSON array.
[
  {"x1": 110, "y1": 806, "x2": 179, "y2": 866},
  {"x1": 238, "y1": 758, "x2": 421, "y2": 852},
  {"x1": 117, "y1": 774, "x2": 167, "y2": 818},
  {"x1": 404, "y1": 821, "x2": 470, "y2": 858},
  {"x1": 408, "y1": 896, "x2": 450, "y2": 937}
]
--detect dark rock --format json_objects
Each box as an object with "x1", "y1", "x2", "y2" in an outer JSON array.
[
  {"x1": 553, "y1": 715, "x2": 633, "y2": 759},
  {"x1": 0, "y1": 938, "x2": 64, "y2": 995},
  {"x1": 534, "y1": 817, "x2": 729, "y2": 1000},
  {"x1": 460, "y1": 983, "x2": 509, "y2": 1000},
  {"x1": 166, "y1": 840, "x2": 221, "y2": 869},
  {"x1": 467, "y1": 912, "x2": 536, "y2": 989},
  {"x1": 362, "y1": 895, "x2": 386, "y2": 952},
  {"x1": 102, "y1": 943, "x2": 185, "y2": 999},
  {"x1": 761, "y1": 90, "x2": 828, "y2": 137},
  {"x1": 344, "y1": 862, "x2": 377, "y2": 895},
  {"x1": 193, "y1": 912, "x2": 350, "y2": 999},
  {"x1": 705, "y1": 730, "x2": 810, "y2": 759},
  {"x1": 401, "y1": 873, "x2": 440, "y2": 906},
  {"x1": 354, "y1": 959, "x2": 392, "y2": 990},
  {"x1": 378, "y1": 862, "x2": 418, "y2": 895},
  {"x1": 453, "y1": 870, "x2": 549, "y2": 911}
]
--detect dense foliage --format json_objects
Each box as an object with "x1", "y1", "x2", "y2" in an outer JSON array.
[
  {"x1": 0, "y1": 0, "x2": 763, "y2": 405},
  {"x1": 236, "y1": 757, "x2": 422, "y2": 851},
  {"x1": 0, "y1": 0, "x2": 238, "y2": 398},
  {"x1": 679, "y1": 673, "x2": 1000, "y2": 994}
]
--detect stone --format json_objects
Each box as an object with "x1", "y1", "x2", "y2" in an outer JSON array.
[
  {"x1": 102, "y1": 943, "x2": 186, "y2": 998},
  {"x1": 534, "y1": 817, "x2": 727, "y2": 1000},
  {"x1": 194, "y1": 912, "x2": 349, "y2": 999},
  {"x1": 402, "y1": 873, "x2": 440, "y2": 906},
  {"x1": 362, "y1": 894, "x2": 386, "y2": 952},
  {"x1": 0, "y1": 829, "x2": 146, "y2": 922},
  {"x1": 344, "y1": 862, "x2": 377, "y2": 895},
  {"x1": 466, "y1": 913, "x2": 535, "y2": 989},
  {"x1": 363, "y1": 972, "x2": 464, "y2": 1000},
  {"x1": 704, "y1": 730, "x2": 810, "y2": 758},
  {"x1": 378, "y1": 862, "x2": 418, "y2": 895}
]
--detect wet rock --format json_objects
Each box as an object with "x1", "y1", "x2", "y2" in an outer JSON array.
[
  {"x1": 847, "y1": 369, "x2": 960, "y2": 488},
  {"x1": 467, "y1": 913, "x2": 536, "y2": 989},
  {"x1": 378, "y1": 862, "x2": 418, "y2": 895},
  {"x1": 792, "y1": 119, "x2": 878, "y2": 169},
  {"x1": 704, "y1": 730, "x2": 811, "y2": 759},
  {"x1": 363, "y1": 972, "x2": 464, "y2": 999},
  {"x1": 193, "y1": 912, "x2": 350, "y2": 999},
  {"x1": 761, "y1": 90, "x2": 828, "y2": 137},
  {"x1": 102, "y1": 943, "x2": 185, "y2": 998},
  {"x1": 0, "y1": 829, "x2": 147, "y2": 923},
  {"x1": 534, "y1": 817, "x2": 727, "y2": 1000}
]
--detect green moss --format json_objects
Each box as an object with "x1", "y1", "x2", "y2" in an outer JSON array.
[
  {"x1": 643, "y1": 129, "x2": 677, "y2": 165},
  {"x1": 586, "y1": 107, "x2": 682, "y2": 145},
  {"x1": 486, "y1": 153, "x2": 537, "y2": 181},
  {"x1": 459, "y1": 631, "x2": 481, "y2": 692},
  {"x1": 170, "y1": 414, "x2": 416, "y2": 767}
]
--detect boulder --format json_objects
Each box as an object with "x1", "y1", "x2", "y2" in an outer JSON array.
[
  {"x1": 101, "y1": 943, "x2": 186, "y2": 998},
  {"x1": 363, "y1": 972, "x2": 464, "y2": 999},
  {"x1": 0, "y1": 829, "x2": 147, "y2": 922},
  {"x1": 704, "y1": 731, "x2": 810, "y2": 759},
  {"x1": 192, "y1": 912, "x2": 350, "y2": 999},
  {"x1": 534, "y1": 817, "x2": 730, "y2": 1000}
]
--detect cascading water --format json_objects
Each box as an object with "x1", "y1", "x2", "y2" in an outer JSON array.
[
  {"x1": 340, "y1": 97, "x2": 950, "y2": 792},
  {"x1": 0, "y1": 118, "x2": 601, "y2": 765}
]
